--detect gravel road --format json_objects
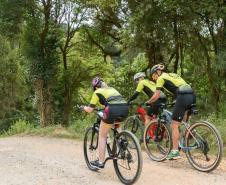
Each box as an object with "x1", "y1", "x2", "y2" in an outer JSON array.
[{"x1": 0, "y1": 136, "x2": 225, "y2": 185}]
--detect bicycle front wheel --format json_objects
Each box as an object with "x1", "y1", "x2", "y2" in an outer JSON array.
[
  {"x1": 113, "y1": 131, "x2": 143, "y2": 185},
  {"x1": 144, "y1": 120, "x2": 172, "y2": 162},
  {"x1": 123, "y1": 116, "x2": 144, "y2": 144},
  {"x1": 185, "y1": 121, "x2": 223, "y2": 172},
  {"x1": 83, "y1": 127, "x2": 99, "y2": 171}
]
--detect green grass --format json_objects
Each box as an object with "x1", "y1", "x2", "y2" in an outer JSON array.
[
  {"x1": 5, "y1": 119, "x2": 34, "y2": 136},
  {"x1": 2, "y1": 115, "x2": 95, "y2": 140},
  {"x1": 2, "y1": 115, "x2": 226, "y2": 157},
  {"x1": 204, "y1": 114, "x2": 226, "y2": 156}
]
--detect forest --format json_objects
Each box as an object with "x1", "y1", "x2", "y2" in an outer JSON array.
[{"x1": 0, "y1": 0, "x2": 225, "y2": 143}]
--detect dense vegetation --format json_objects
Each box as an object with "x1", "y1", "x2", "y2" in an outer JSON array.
[{"x1": 0, "y1": 0, "x2": 225, "y2": 144}]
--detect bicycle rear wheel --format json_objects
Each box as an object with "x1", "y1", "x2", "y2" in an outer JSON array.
[
  {"x1": 144, "y1": 120, "x2": 172, "y2": 161},
  {"x1": 83, "y1": 126, "x2": 99, "y2": 171},
  {"x1": 123, "y1": 116, "x2": 144, "y2": 143},
  {"x1": 185, "y1": 121, "x2": 223, "y2": 172},
  {"x1": 113, "y1": 131, "x2": 143, "y2": 185}
]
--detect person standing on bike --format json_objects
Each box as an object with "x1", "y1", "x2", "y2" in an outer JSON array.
[
  {"x1": 83, "y1": 77, "x2": 129, "y2": 169},
  {"x1": 147, "y1": 64, "x2": 196, "y2": 160},
  {"x1": 128, "y1": 72, "x2": 166, "y2": 124}
]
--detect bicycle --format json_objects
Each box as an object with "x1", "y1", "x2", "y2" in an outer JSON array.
[
  {"x1": 124, "y1": 102, "x2": 172, "y2": 145},
  {"x1": 144, "y1": 103, "x2": 223, "y2": 172},
  {"x1": 142, "y1": 103, "x2": 172, "y2": 162},
  {"x1": 81, "y1": 106, "x2": 143, "y2": 184}
]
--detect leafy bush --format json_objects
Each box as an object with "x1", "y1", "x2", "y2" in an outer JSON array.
[{"x1": 7, "y1": 119, "x2": 34, "y2": 135}]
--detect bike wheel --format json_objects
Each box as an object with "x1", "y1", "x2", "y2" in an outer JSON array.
[
  {"x1": 123, "y1": 116, "x2": 144, "y2": 144},
  {"x1": 144, "y1": 120, "x2": 172, "y2": 161},
  {"x1": 113, "y1": 131, "x2": 143, "y2": 185},
  {"x1": 83, "y1": 127, "x2": 99, "y2": 171},
  {"x1": 185, "y1": 121, "x2": 223, "y2": 172}
]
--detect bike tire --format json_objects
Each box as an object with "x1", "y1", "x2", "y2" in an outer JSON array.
[
  {"x1": 144, "y1": 120, "x2": 172, "y2": 162},
  {"x1": 83, "y1": 126, "x2": 99, "y2": 171},
  {"x1": 113, "y1": 130, "x2": 143, "y2": 185},
  {"x1": 123, "y1": 116, "x2": 144, "y2": 144},
  {"x1": 185, "y1": 121, "x2": 223, "y2": 172}
]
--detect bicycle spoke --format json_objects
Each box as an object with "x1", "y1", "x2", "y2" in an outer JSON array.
[
  {"x1": 114, "y1": 131, "x2": 142, "y2": 184},
  {"x1": 124, "y1": 116, "x2": 144, "y2": 144},
  {"x1": 185, "y1": 121, "x2": 223, "y2": 172},
  {"x1": 144, "y1": 121, "x2": 171, "y2": 161},
  {"x1": 83, "y1": 127, "x2": 99, "y2": 171}
]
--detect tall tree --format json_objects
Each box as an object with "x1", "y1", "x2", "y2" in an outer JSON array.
[{"x1": 23, "y1": 0, "x2": 62, "y2": 126}]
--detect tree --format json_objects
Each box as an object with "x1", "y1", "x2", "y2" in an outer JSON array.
[{"x1": 22, "y1": 0, "x2": 62, "y2": 126}]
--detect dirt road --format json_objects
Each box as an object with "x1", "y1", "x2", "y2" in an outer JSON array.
[{"x1": 0, "y1": 136, "x2": 225, "y2": 185}]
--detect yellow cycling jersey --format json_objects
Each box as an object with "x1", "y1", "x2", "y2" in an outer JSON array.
[
  {"x1": 136, "y1": 79, "x2": 156, "y2": 97},
  {"x1": 156, "y1": 72, "x2": 188, "y2": 96},
  {"x1": 90, "y1": 87, "x2": 126, "y2": 106}
]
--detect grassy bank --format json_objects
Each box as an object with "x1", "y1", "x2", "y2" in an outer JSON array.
[
  {"x1": 2, "y1": 114, "x2": 226, "y2": 156},
  {"x1": 1, "y1": 117, "x2": 94, "y2": 140}
]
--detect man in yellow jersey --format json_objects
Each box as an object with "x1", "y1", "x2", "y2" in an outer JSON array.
[
  {"x1": 147, "y1": 65, "x2": 196, "y2": 160},
  {"x1": 83, "y1": 77, "x2": 128, "y2": 169},
  {"x1": 128, "y1": 72, "x2": 166, "y2": 124}
]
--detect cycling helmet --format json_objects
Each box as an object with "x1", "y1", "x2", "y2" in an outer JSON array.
[
  {"x1": 150, "y1": 64, "x2": 164, "y2": 75},
  {"x1": 91, "y1": 77, "x2": 103, "y2": 90},
  {"x1": 134, "y1": 72, "x2": 146, "y2": 81}
]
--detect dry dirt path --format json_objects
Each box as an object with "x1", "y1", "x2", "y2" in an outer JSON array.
[{"x1": 0, "y1": 136, "x2": 225, "y2": 185}]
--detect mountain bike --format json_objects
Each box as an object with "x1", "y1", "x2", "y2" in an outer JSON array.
[
  {"x1": 143, "y1": 103, "x2": 172, "y2": 162},
  {"x1": 144, "y1": 103, "x2": 223, "y2": 172},
  {"x1": 124, "y1": 102, "x2": 172, "y2": 145},
  {"x1": 82, "y1": 107, "x2": 143, "y2": 184}
]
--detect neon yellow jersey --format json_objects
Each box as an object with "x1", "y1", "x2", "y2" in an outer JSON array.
[
  {"x1": 90, "y1": 87, "x2": 126, "y2": 106},
  {"x1": 156, "y1": 72, "x2": 188, "y2": 96},
  {"x1": 135, "y1": 79, "x2": 156, "y2": 97}
]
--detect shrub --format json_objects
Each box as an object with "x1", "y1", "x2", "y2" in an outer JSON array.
[{"x1": 7, "y1": 119, "x2": 34, "y2": 135}]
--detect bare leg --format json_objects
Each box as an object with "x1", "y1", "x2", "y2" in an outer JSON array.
[
  {"x1": 171, "y1": 120, "x2": 180, "y2": 150},
  {"x1": 144, "y1": 114, "x2": 151, "y2": 125},
  {"x1": 98, "y1": 121, "x2": 112, "y2": 163}
]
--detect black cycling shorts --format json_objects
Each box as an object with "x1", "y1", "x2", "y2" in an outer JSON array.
[
  {"x1": 103, "y1": 104, "x2": 129, "y2": 124},
  {"x1": 172, "y1": 93, "x2": 196, "y2": 122},
  {"x1": 147, "y1": 98, "x2": 166, "y2": 116}
]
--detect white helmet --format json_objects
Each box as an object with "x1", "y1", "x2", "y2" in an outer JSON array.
[{"x1": 134, "y1": 72, "x2": 146, "y2": 81}]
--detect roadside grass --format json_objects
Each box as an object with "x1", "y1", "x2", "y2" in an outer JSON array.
[
  {"x1": 2, "y1": 114, "x2": 226, "y2": 156},
  {"x1": 2, "y1": 116, "x2": 94, "y2": 140},
  {"x1": 204, "y1": 114, "x2": 226, "y2": 156}
]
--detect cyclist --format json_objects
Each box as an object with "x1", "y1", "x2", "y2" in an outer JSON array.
[
  {"x1": 83, "y1": 77, "x2": 129, "y2": 169},
  {"x1": 128, "y1": 72, "x2": 166, "y2": 124},
  {"x1": 147, "y1": 64, "x2": 196, "y2": 160}
]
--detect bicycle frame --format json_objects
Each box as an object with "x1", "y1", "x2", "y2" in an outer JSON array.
[
  {"x1": 178, "y1": 112, "x2": 204, "y2": 152},
  {"x1": 90, "y1": 114, "x2": 131, "y2": 166}
]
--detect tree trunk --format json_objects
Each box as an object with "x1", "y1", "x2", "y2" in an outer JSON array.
[
  {"x1": 180, "y1": 44, "x2": 184, "y2": 76},
  {"x1": 195, "y1": 30, "x2": 221, "y2": 111},
  {"x1": 35, "y1": 79, "x2": 54, "y2": 127},
  {"x1": 173, "y1": 17, "x2": 179, "y2": 73},
  {"x1": 61, "y1": 48, "x2": 71, "y2": 126},
  {"x1": 62, "y1": 88, "x2": 71, "y2": 126},
  {"x1": 145, "y1": 41, "x2": 163, "y2": 67}
]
